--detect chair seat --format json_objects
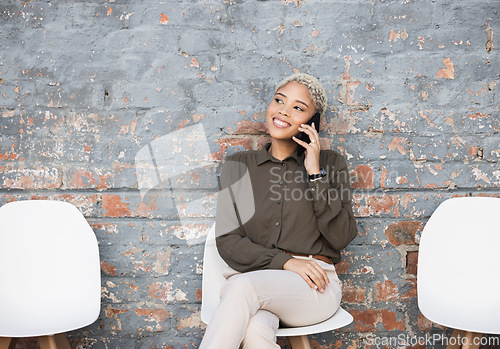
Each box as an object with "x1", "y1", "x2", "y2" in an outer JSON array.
[{"x1": 276, "y1": 307, "x2": 353, "y2": 337}]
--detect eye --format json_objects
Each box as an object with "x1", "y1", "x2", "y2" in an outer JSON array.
[
  {"x1": 294, "y1": 106, "x2": 304, "y2": 112},
  {"x1": 274, "y1": 98, "x2": 283, "y2": 104}
]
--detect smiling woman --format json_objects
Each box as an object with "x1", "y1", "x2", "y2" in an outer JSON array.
[{"x1": 200, "y1": 73, "x2": 358, "y2": 349}]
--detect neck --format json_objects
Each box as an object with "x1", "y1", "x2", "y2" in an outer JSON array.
[{"x1": 269, "y1": 138, "x2": 298, "y2": 161}]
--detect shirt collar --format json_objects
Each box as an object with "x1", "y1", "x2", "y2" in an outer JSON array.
[{"x1": 256, "y1": 143, "x2": 304, "y2": 166}]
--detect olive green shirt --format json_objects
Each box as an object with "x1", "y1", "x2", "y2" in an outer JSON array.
[{"x1": 215, "y1": 143, "x2": 357, "y2": 272}]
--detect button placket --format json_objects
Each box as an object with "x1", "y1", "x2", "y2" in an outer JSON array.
[{"x1": 270, "y1": 161, "x2": 284, "y2": 249}]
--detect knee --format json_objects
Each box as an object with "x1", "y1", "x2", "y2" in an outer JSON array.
[
  {"x1": 245, "y1": 317, "x2": 278, "y2": 339},
  {"x1": 241, "y1": 312, "x2": 279, "y2": 349}
]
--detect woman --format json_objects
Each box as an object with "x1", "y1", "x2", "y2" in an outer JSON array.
[{"x1": 200, "y1": 73, "x2": 357, "y2": 348}]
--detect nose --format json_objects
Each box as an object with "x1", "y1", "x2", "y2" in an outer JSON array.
[{"x1": 279, "y1": 106, "x2": 289, "y2": 117}]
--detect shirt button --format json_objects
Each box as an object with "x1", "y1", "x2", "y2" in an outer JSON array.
[
  {"x1": 282, "y1": 163, "x2": 285, "y2": 166},
  {"x1": 272, "y1": 244, "x2": 276, "y2": 248},
  {"x1": 311, "y1": 187, "x2": 316, "y2": 191},
  {"x1": 279, "y1": 181, "x2": 284, "y2": 185},
  {"x1": 277, "y1": 200, "x2": 281, "y2": 204},
  {"x1": 275, "y1": 221, "x2": 280, "y2": 226}
]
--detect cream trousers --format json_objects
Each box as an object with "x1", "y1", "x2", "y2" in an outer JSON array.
[{"x1": 200, "y1": 257, "x2": 342, "y2": 349}]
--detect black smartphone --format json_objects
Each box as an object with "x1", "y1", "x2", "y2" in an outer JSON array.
[{"x1": 297, "y1": 112, "x2": 320, "y2": 144}]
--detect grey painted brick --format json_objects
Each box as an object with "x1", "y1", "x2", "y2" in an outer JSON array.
[{"x1": 1, "y1": 0, "x2": 499, "y2": 347}]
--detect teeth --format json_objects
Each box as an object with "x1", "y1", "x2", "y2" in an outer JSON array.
[{"x1": 274, "y1": 118, "x2": 290, "y2": 127}]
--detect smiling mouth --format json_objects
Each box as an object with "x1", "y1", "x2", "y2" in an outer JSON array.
[{"x1": 273, "y1": 117, "x2": 291, "y2": 128}]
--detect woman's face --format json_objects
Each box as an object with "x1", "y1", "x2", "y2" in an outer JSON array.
[{"x1": 266, "y1": 81, "x2": 316, "y2": 142}]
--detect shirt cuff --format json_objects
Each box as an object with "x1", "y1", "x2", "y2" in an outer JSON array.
[
  {"x1": 307, "y1": 175, "x2": 330, "y2": 194},
  {"x1": 307, "y1": 175, "x2": 342, "y2": 216},
  {"x1": 269, "y1": 252, "x2": 294, "y2": 270}
]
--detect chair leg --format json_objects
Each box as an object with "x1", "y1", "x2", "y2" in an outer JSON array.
[
  {"x1": 446, "y1": 329, "x2": 483, "y2": 349},
  {"x1": 0, "y1": 337, "x2": 16, "y2": 349},
  {"x1": 447, "y1": 329, "x2": 467, "y2": 349},
  {"x1": 38, "y1": 334, "x2": 71, "y2": 349},
  {"x1": 53, "y1": 334, "x2": 71, "y2": 349},
  {"x1": 287, "y1": 335, "x2": 311, "y2": 349},
  {"x1": 462, "y1": 331, "x2": 482, "y2": 349}
]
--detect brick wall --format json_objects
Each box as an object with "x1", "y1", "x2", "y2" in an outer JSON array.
[{"x1": 1, "y1": 1, "x2": 499, "y2": 348}]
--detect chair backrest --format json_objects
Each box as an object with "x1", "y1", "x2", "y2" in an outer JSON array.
[
  {"x1": 0, "y1": 200, "x2": 101, "y2": 337},
  {"x1": 200, "y1": 223, "x2": 228, "y2": 324},
  {"x1": 417, "y1": 197, "x2": 500, "y2": 334}
]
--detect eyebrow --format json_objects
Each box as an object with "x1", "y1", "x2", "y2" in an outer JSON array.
[{"x1": 275, "y1": 92, "x2": 309, "y2": 108}]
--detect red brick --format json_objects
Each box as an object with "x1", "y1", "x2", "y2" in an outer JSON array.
[
  {"x1": 104, "y1": 308, "x2": 128, "y2": 318},
  {"x1": 257, "y1": 135, "x2": 272, "y2": 150},
  {"x1": 234, "y1": 119, "x2": 267, "y2": 134},
  {"x1": 71, "y1": 169, "x2": 96, "y2": 188},
  {"x1": 0, "y1": 167, "x2": 61, "y2": 189},
  {"x1": 323, "y1": 110, "x2": 362, "y2": 135},
  {"x1": 102, "y1": 194, "x2": 132, "y2": 217},
  {"x1": 101, "y1": 260, "x2": 117, "y2": 276},
  {"x1": 388, "y1": 137, "x2": 408, "y2": 155},
  {"x1": 401, "y1": 279, "x2": 417, "y2": 299},
  {"x1": 385, "y1": 221, "x2": 423, "y2": 245},
  {"x1": 466, "y1": 112, "x2": 489, "y2": 119},
  {"x1": 335, "y1": 260, "x2": 350, "y2": 274},
  {"x1": 212, "y1": 137, "x2": 254, "y2": 160},
  {"x1": 354, "y1": 194, "x2": 400, "y2": 217},
  {"x1": 374, "y1": 280, "x2": 399, "y2": 302},
  {"x1": 134, "y1": 308, "x2": 170, "y2": 322},
  {"x1": 350, "y1": 309, "x2": 378, "y2": 332},
  {"x1": 418, "y1": 312, "x2": 443, "y2": 330},
  {"x1": 196, "y1": 288, "x2": 203, "y2": 302},
  {"x1": 351, "y1": 165, "x2": 374, "y2": 189},
  {"x1": 406, "y1": 251, "x2": 419, "y2": 275},
  {"x1": 0, "y1": 141, "x2": 20, "y2": 161},
  {"x1": 69, "y1": 168, "x2": 117, "y2": 190},
  {"x1": 381, "y1": 309, "x2": 405, "y2": 331},
  {"x1": 342, "y1": 285, "x2": 366, "y2": 303}
]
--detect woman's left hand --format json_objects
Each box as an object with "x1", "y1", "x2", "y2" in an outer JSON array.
[{"x1": 293, "y1": 122, "x2": 321, "y2": 175}]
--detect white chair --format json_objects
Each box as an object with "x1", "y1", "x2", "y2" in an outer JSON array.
[
  {"x1": 0, "y1": 200, "x2": 101, "y2": 349},
  {"x1": 201, "y1": 224, "x2": 353, "y2": 349},
  {"x1": 417, "y1": 197, "x2": 500, "y2": 349}
]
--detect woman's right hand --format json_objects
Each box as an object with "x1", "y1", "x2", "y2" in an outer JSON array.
[{"x1": 283, "y1": 258, "x2": 330, "y2": 293}]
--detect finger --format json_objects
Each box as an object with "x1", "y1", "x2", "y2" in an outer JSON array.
[
  {"x1": 308, "y1": 261, "x2": 330, "y2": 287},
  {"x1": 300, "y1": 122, "x2": 319, "y2": 137},
  {"x1": 298, "y1": 129, "x2": 319, "y2": 147},
  {"x1": 313, "y1": 264, "x2": 330, "y2": 287},
  {"x1": 292, "y1": 135, "x2": 311, "y2": 148},
  {"x1": 300, "y1": 273, "x2": 318, "y2": 290},
  {"x1": 298, "y1": 124, "x2": 318, "y2": 140},
  {"x1": 307, "y1": 270, "x2": 326, "y2": 292}
]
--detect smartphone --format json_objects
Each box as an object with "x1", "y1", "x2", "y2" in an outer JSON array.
[{"x1": 297, "y1": 112, "x2": 320, "y2": 144}]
